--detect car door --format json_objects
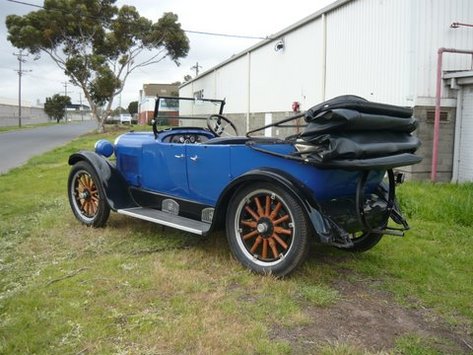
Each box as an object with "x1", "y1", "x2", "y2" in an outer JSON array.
[
  {"x1": 186, "y1": 144, "x2": 231, "y2": 205},
  {"x1": 141, "y1": 142, "x2": 189, "y2": 198}
]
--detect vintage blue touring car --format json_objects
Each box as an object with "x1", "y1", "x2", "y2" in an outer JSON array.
[{"x1": 68, "y1": 95, "x2": 421, "y2": 276}]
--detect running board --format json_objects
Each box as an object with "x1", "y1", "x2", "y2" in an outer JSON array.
[{"x1": 117, "y1": 207, "x2": 211, "y2": 236}]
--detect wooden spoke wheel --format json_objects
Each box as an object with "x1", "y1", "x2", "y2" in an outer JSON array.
[
  {"x1": 74, "y1": 172, "x2": 99, "y2": 218},
  {"x1": 226, "y1": 183, "x2": 310, "y2": 276},
  {"x1": 68, "y1": 161, "x2": 110, "y2": 227}
]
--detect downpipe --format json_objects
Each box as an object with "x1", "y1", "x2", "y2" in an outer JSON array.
[{"x1": 431, "y1": 48, "x2": 473, "y2": 182}]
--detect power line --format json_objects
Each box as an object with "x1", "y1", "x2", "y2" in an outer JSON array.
[
  {"x1": 184, "y1": 30, "x2": 266, "y2": 40},
  {"x1": 7, "y1": 0, "x2": 268, "y2": 40},
  {"x1": 7, "y1": 0, "x2": 42, "y2": 8}
]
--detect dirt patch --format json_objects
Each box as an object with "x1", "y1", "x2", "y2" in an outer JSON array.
[{"x1": 272, "y1": 278, "x2": 473, "y2": 353}]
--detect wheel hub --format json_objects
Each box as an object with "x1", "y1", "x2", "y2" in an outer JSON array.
[
  {"x1": 79, "y1": 190, "x2": 90, "y2": 199},
  {"x1": 257, "y1": 223, "x2": 268, "y2": 234},
  {"x1": 256, "y1": 217, "x2": 273, "y2": 238}
]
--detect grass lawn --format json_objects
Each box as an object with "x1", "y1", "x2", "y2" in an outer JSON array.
[
  {"x1": 0, "y1": 122, "x2": 57, "y2": 133},
  {"x1": 0, "y1": 129, "x2": 472, "y2": 354}
]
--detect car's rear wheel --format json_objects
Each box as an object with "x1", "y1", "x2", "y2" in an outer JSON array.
[
  {"x1": 338, "y1": 232, "x2": 383, "y2": 252},
  {"x1": 68, "y1": 161, "x2": 110, "y2": 227},
  {"x1": 226, "y1": 183, "x2": 311, "y2": 276}
]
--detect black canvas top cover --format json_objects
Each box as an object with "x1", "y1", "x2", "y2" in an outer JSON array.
[
  {"x1": 298, "y1": 95, "x2": 421, "y2": 169},
  {"x1": 305, "y1": 153, "x2": 423, "y2": 171},
  {"x1": 304, "y1": 95, "x2": 413, "y2": 122},
  {"x1": 303, "y1": 132, "x2": 420, "y2": 161},
  {"x1": 301, "y1": 109, "x2": 418, "y2": 136}
]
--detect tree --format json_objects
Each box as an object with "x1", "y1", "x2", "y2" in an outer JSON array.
[
  {"x1": 6, "y1": 0, "x2": 189, "y2": 132},
  {"x1": 44, "y1": 94, "x2": 71, "y2": 123},
  {"x1": 112, "y1": 106, "x2": 125, "y2": 116},
  {"x1": 127, "y1": 101, "x2": 138, "y2": 115}
]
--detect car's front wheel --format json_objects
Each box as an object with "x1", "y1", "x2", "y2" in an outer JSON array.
[
  {"x1": 226, "y1": 183, "x2": 311, "y2": 276},
  {"x1": 68, "y1": 161, "x2": 110, "y2": 227}
]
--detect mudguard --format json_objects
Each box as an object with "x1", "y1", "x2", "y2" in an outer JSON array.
[
  {"x1": 213, "y1": 168, "x2": 333, "y2": 243},
  {"x1": 68, "y1": 151, "x2": 137, "y2": 210}
]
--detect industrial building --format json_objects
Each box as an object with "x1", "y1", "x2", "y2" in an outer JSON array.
[
  {"x1": 138, "y1": 83, "x2": 179, "y2": 124},
  {"x1": 180, "y1": 0, "x2": 473, "y2": 182}
]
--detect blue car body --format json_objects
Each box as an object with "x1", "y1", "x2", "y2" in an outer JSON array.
[{"x1": 114, "y1": 130, "x2": 383, "y2": 205}]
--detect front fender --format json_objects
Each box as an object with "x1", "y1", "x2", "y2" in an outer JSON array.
[
  {"x1": 213, "y1": 168, "x2": 332, "y2": 242},
  {"x1": 69, "y1": 151, "x2": 136, "y2": 210}
]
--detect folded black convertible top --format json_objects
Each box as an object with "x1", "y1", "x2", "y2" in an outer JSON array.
[
  {"x1": 302, "y1": 109, "x2": 418, "y2": 136},
  {"x1": 296, "y1": 95, "x2": 422, "y2": 170},
  {"x1": 304, "y1": 95, "x2": 413, "y2": 120}
]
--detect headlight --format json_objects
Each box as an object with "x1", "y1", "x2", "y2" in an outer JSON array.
[{"x1": 94, "y1": 139, "x2": 114, "y2": 158}]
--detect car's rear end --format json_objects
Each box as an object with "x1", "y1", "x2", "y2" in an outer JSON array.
[{"x1": 244, "y1": 95, "x2": 421, "y2": 253}]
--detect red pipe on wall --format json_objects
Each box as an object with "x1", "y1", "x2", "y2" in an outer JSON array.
[{"x1": 431, "y1": 47, "x2": 473, "y2": 182}]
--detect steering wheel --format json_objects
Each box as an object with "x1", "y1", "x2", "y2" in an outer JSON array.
[{"x1": 207, "y1": 114, "x2": 239, "y2": 137}]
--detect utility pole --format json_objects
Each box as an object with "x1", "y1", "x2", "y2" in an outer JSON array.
[
  {"x1": 62, "y1": 81, "x2": 68, "y2": 123},
  {"x1": 13, "y1": 50, "x2": 30, "y2": 128},
  {"x1": 79, "y1": 92, "x2": 84, "y2": 121},
  {"x1": 191, "y1": 62, "x2": 202, "y2": 77}
]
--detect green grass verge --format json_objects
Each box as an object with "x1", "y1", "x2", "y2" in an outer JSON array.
[
  {"x1": 0, "y1": 122, "x2": 58, "y2": 133},
  {"x1": 338, "y1": 181, "x2": 473, "y2": 323},
  {"x1": 319, "y1": 335, "x2": 441, "y2": 355},
  {"x1": 0, "y1": 131, "x2": 471, "y2": 354}
]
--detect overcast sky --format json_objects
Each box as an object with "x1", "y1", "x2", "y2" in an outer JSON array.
[{"x1": 0, "y1": 0, "x2": 336, "y2": 108}]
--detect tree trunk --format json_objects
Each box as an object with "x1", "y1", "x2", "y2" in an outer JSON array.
[
  {"x1": 77, "y1": 84, "x2": 116, "y2": 134},
  {"x1": 92, "y1": 110, "x2": 105, "y2": 133},
  {"x1": 97, "y1": 118, "x2": 105, "y2": 133},
  {"x1": 87, "y1": 101, "x2": 104, "y2": 133}
]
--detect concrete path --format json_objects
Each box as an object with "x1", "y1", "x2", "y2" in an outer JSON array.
[{"x1": 0, "y1": 120, "x2": 97, "y2": 174}]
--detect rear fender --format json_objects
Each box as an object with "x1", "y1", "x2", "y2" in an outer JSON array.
[
  {"x1": 213, "y1": 168, "x2": 332, "y2": 241},
  {"x1": 68, "y1": 151, "x2": 137, "y2": 210}
]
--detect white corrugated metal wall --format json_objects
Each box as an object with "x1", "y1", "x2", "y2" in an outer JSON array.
[
  {"x1": 249, "y1": 19, "x2": 324, "y2": 113},
  {"x1": 414, "y1": 0, "x2": 473, "y2": 103},
  {"x1": 181, "y1": 19, "x2": 325, "y2": 114},
  {"x1": 180, "y1": 0, "x2": 473, "y2": 114},
  {"x1": 325, "y1": 0, "x2": 413, "y2": 106},
  {"x1": 215, "y1": 58, "x2": 249, "y2": 113}
]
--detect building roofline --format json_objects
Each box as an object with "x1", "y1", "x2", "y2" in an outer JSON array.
[
  {"x1": 180, "y1": 0, "x2": 353, "y2": 89},
  {"x1": 443, "y1": 70, "x2": 473, "y2": 79}
]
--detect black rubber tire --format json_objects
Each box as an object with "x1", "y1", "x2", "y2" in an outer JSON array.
[
  {"x1": 225, "y1": 183, "x2": 311, "y2": 276},
  {"x1": 68, "y1": 160, "x2": 110, "y2": 227},
  {"x1": 341, "y1": 232, "x2": 383, "y2": 252}
]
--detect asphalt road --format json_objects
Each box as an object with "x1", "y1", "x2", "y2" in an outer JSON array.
[{"x1": 0, "y1": 120, "x2": 97, "y2": 175}]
